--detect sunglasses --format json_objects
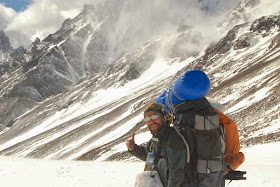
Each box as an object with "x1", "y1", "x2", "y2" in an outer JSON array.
[{"x1": 144, "y1": 114, "x2": 161, "y2": 122}]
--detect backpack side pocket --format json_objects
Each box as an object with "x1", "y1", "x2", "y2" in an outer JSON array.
[{"x1": 194, "y1": 111, "x2": 225, "y2": 173}]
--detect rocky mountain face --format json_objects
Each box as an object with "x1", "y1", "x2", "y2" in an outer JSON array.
[
  {"x1": 217, "y1": 0, "x2": 260, "y2": 32},
  {"x1": 0, "y1": 0, "x2": 207, "y2": 129},
  {"x1": 0, "y1": 30, "x2": 23, "y2": 77},
  {"x1": 187, "y1": 13, "x2": 280, "y2": 147},
  {"x1": 0, "y1": 2, "x2": 129, "y2": 128},
  {"x1": 0, "y1": 0, "x2": 279, "y2": 161},
  {"x1": 0, "y1": 30, "x2": 11, "y2": 52}
]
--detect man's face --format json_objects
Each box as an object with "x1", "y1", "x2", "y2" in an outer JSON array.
[{"x1": 144, "y1": 111, "x2": 165, "y2": 135}]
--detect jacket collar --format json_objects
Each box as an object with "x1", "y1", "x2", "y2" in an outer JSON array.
[{"x1": 153, "y1": 123, "x2": 171, "y2": 141}]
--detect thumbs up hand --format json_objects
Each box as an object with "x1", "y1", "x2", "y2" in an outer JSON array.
[{"x1": 126, "y1": 133, "x2": 136, "y2": 151}]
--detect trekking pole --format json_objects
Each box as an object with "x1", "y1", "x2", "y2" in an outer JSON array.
[
  {"x1": 225, "y1": 170, "x2": 247, "y2": 186},
  {"x1": 225, "y1": 170, "x2": 247, "y2": 180}
]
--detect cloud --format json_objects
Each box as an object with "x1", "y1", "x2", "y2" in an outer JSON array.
[
  {"x1": 255, "y1": 0, "x2": 280, "y2": 19},
  {"x1": 109, "y1": 0, "x2": 242, "y2": 52},
  {"x1": 0, "y1": 4, "x2": 16, "y2": 30},
  {"x1": 2, "y1": 0, "x2": 100, "y2": 48},
  {"x1": 4, "y1": 0, "x2": 277, "y2": 50}
]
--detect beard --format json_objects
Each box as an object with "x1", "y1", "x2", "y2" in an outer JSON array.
[{"x1": 148, "y1": 121, "x2": 164, "y2": 135}]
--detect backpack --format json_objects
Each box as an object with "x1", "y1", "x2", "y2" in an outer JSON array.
[
  {"x1": 172, "y1": 97, "x2": 226, "y2": 184},
  {"x1": 154, "y1": 69, "x2": 245, "y2": 184}
]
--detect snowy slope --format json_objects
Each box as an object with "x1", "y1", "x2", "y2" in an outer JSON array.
[
  {"x1": 0, "y1": 57, "x2": 190, "y2": 160},
  {"x1": 0, "y1": 142, "x2": 279, "y2": 187}
]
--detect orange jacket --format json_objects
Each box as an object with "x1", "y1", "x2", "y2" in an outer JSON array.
[{"x1": 214, "y1": 109, "x2": 245, "y2": 170}]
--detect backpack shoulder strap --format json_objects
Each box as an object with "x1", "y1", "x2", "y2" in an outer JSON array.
[
  {"x1": 153, "y1": 129, "x2": 173, "y2": 171},
  {"x1": 173, "y1": 127, "x2": 190, "y2": 163}
]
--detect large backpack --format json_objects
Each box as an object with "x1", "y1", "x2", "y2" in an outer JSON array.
[
  {"x1": 154, "y1": 69, "x2": 245, "y2": 184},
  {"x1": 172, "y1": 97, "x2": 226, "y2": 184}
]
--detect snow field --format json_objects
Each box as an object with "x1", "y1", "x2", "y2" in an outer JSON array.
[{"x1": 0, "y1": 142, "x2": 280, "y2": 187}]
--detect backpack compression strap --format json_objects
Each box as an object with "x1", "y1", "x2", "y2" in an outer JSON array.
[{"x1": 154, "y1": 126, "x2": 191, "y2": 170}]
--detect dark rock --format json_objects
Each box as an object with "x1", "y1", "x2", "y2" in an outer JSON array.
[{"x1": 0, "y1": 30, "x2": 11, "y2": 52}]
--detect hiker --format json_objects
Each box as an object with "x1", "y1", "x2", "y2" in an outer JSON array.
[
  {"x1": 126, "y1": 102, "x2": 192, "y2": 187},
  {"x1": 153, "y1": 69, "x2": 245, "y2": 186},
  {"x1": 127, "y1": 70, "x2": 245, "y2": 187}
]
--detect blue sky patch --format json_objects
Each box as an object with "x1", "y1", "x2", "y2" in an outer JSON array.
[{"x1": 0, "y1": 0, "x2": 31, "y2": 12}]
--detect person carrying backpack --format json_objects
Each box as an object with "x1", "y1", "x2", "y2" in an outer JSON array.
[
  {"x1": 153, "y1": 69, "x2": 245, "y2": 186},
  {"x1": 126, "y1": 102, "x2": 193, "y2": 187},
  {"x1": 128, "y1": 70, "x2": 245, "y2": 187}
]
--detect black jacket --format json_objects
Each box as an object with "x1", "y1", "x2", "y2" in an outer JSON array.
[{"x1": 130, "y1": 124, "x2": 192, "y2": 187}]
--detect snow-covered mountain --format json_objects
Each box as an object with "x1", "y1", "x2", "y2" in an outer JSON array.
[
  {"x1": 0, "y1": 0, "x2": 279, "y2": 161},
  {"x1": 0, "y1": 0, "x2": 211, "y2": 130}
]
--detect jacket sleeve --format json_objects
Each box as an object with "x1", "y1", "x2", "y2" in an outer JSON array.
[
  {"x1": 165, "y1": 132, "x2": 187, "y2": 187},
  {"x1": 129, "y1": 143, "x2": 149, "y2": 161},
  {"x1": 215, "y1": 109, "x2": 245, "y2": 170}
]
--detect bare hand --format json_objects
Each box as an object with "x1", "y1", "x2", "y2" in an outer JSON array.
[{"x1": 126, "y1": 133, "x2": 135, "y2": 151}]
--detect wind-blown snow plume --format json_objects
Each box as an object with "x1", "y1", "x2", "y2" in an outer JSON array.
[{"x1": 1, "y1": 0, "x2": 242, "y2": 48}]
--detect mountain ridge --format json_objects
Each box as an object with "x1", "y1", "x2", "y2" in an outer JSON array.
[{"x1": 0, "y1": 0, "x2": 279, "y2": 161}]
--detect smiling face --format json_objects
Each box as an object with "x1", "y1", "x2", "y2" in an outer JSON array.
[{"x1": 144, "y1": 111, "x2": 165, "y2": 135}]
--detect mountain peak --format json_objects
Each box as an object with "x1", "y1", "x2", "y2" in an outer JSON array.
[
  {"x1": 33, "y1": 37, "x2": 41, "y2": 45},
  {"x1": 0, "y1": 30, "x2": 11, "y2": 52}
]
